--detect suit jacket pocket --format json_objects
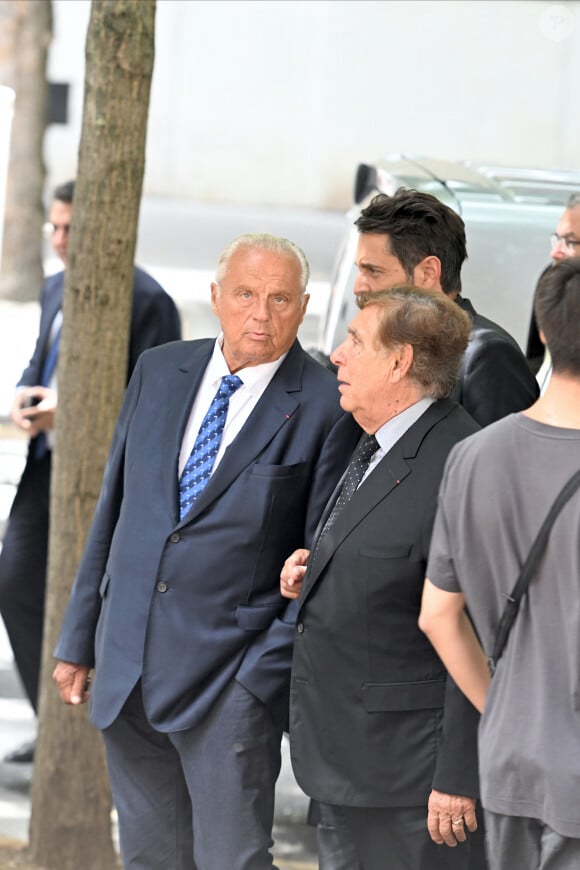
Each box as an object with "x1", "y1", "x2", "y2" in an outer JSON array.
[
  {"x1": 362, "y1": 679, "x2": 446, "y2": 712},
  {"x1": 236, "y1": 604, "x2": 280, "y2": 631},
  {"x1": 250, "y1": 461, "x2": 306, "y2": 478},
  {"x1": 359, "y1": 544, "x2": 411, "y2": 559}
]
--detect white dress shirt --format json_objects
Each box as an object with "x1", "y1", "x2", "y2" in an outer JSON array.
[
  {"x1": 178, "y1": 336, "x2": 287, "y2": 477},
  {"x1": 360, "y1": 397, "x2": 436, "y2": 486}
]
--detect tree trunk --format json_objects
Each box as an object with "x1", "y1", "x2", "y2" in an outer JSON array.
[
  {"x1": 29, "y1": 2, "x2": 156, "y2": 867},
  {"x1": 0, "y1": 0, "x2": 51, "y2": 302}
]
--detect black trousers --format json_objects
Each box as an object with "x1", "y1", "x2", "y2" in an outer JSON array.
[
  {"x1": 340, "y1": 803, "x2": 487, "y2": 870},
  {"x1": 314, "y1": 800, "x2": 487, "y2": 870},
  {"x1": 0, "y1": 452, "x2": 51, "y2": 712}
]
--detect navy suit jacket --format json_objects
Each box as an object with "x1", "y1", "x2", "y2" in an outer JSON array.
[
  {"x1": 290, "y1": 400, "x2": 481, "y2": 808},
  {"x1": 55, "y1": 338, "x2": 361, "y2": 731},
  {"x1": 19, "y1": 267, "x2": 182, "y2": 390}
]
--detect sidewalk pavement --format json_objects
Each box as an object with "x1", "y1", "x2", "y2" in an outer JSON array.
[{"x1": 0, "y1": 621, "x2": 35, "y2": 845}]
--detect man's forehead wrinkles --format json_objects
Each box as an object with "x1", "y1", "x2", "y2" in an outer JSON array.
[{"x1": 228, "y1": 272, "x2": 294, "y2": 284}]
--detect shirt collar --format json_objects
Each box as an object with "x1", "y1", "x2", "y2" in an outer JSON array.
[
  {"x1": 210, "y1": 335, "x2": 288, "y2": 393},
  {"x1": 374, "y1": 397, "x2": 436, "y2": 455}
]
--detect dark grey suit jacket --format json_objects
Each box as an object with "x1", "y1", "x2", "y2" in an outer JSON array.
[{"x1": 290, "y1": 400, "x2": 481, "y2": 808}]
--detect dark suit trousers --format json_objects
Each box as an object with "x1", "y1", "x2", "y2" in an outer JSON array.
[
  {"x1": 102, "y1": 679, "x2": 284, "y2": 870},
  {"x1": 341, "y1": 804, "x2": 483, "y2": 870},
  {"x1": 315, "y1": 802, "x2": 487, "y2": 870},
  {"x1": 0, "y1": 451, "x2": 51, "y2": 711}
]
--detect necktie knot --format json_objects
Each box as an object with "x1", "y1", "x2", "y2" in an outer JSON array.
[
  {"x1": 219, "y1": 374, "x2": 243, "y2": 399},
  {"x1": 354, "y1": 433, "x2": 380, "y2": 466}
]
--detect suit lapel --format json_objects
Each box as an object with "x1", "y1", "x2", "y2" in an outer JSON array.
[
  {"x1": 177, "y1": 341, "x2": 304, "y2": 526},
  {"x1": 301, "y1": 400, "x2": 455, "y2": 602}
]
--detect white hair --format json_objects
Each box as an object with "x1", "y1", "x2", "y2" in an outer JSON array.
[{"x1": 215, "y1": 233, "x2": 310, "y2": 291}]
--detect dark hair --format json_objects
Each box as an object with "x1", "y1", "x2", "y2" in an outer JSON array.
[
  {"x1": 566, "y1": 192, "x2": 580, "y2": 209},
  {"x1": 357, "y1": 285, "x2": 471, "y2": 398},
  {"x1": 535, "y1": 258, "x2": 580, "y2": 376},
  {"x1": 53, "y1": 180, "x2": 75, "y2": 204},
  {"x1": 354, "y1": 189, "x2": 467, "y2": 295}
]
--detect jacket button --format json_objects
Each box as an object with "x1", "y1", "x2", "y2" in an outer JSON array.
[
  {"x1": 296, "y1": 622, "x2": 304, "y2": 634},
  {"x1": 157, "y1": 581, "x2": 168, "y2": 593},
  {"x1": 170, "y1": 533, "x2": 180, "y2": 543}
]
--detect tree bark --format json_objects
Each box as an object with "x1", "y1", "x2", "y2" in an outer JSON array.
[
  {"x1": 0, "y1": 0, "x2": 51, "y2": 302},
  {"x1": 29, "y1": 2, "x2": 156, "y2": 867}
]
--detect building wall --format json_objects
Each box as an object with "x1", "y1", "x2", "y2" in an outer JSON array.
[{"x1": 45, "y1": 0, "x2": 580, "y2": 209}]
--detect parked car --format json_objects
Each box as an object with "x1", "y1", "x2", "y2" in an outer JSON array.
[{"x1": 316, "y1": 154, "x2": 580, "y2": 356}]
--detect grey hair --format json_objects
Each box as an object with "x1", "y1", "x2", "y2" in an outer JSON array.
[
  {"x1": 567, "y1": 192, "x2": 580, "y2": 209},
  {"x1": 215, "y1": 233, "x2": 310, "y2": 291},
  {"x1": 356, "y1": 285, "x2": 472, "y2": 399}
]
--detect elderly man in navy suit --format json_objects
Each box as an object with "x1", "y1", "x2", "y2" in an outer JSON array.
[{"x1": 53, "y1": 233, "x2": 359, "y2": 870}]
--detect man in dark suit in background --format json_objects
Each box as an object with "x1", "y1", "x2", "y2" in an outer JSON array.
[
  {"x1": 53, "y1": 233, "x2": 360, "y2": 869},
  {"x1": 354, "y1": 190, "x2": 539, "y2": 427},
  {"x1": 0, "y1": 180, "x2": 181, "y2": 763},
  {"x1": 281, "y1": 287, "x2": 485, "y2": 870}
]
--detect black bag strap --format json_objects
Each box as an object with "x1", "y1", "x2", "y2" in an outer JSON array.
[{"x1": 489, "y1": 468, "x2": 580, "y2": 674}]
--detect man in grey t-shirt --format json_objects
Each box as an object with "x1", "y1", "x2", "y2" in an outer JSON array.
[{"x1": 420, "y1": 257, "x2": 580, "y2": 870}]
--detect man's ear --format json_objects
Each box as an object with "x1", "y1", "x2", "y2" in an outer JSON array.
[
  {"x1": 210, "y1": 282, "x2": 220, "y2": 316},
  {"x1": 539, "y1": 328, "x2": 547, "y2": 348},
  {"x1": 391, "y1": 344, "x2": 414, "y2": 382},
  {"x1": 413, "y1": 256, "x2": 442, "y2": 291}
]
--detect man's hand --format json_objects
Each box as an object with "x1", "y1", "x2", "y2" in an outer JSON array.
[
  {"x1": 11, "y1": 387, "x2": 57, "y2": 438},
  {"x1": 280, "y1": 548, "x2": 310, "y2": 599},
  {"x1": 53, "y1": 661, "x2": 91, "y2": 706},
  {"x1": 427, "y1": 789, "x2": 477, "y2": 846}
]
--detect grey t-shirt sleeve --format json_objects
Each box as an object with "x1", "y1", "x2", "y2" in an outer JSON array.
[{"x1": 426, "y1": 461, "x2": 462, "y2": 593}]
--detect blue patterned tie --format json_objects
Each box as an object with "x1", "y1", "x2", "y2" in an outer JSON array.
[{"x1": 178, "y1": 374, "x2": 243, "y2": 519}]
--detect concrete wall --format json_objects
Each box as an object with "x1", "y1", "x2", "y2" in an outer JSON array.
[{"x1": 45, "y1": 0, "x2": 580, "y2": 209}]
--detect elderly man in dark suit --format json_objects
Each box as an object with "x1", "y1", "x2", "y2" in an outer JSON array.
[
  {"x1": 281, "y1": 287, "x2": 484, "y2": 870},
  {"x1": 53, "y1": 233, "x2": 360, "y2": 870},
  {"x1": 0, "y1": 180, "x2": 181, "y2": 764}
]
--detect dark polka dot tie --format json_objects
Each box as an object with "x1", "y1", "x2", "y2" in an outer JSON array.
[
  {"x1": 317, "y1": 433, "x2": 380, "y2": 542},
  {"x1": 179, "y1": 374, "x2": 243, "y2": 519}
]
